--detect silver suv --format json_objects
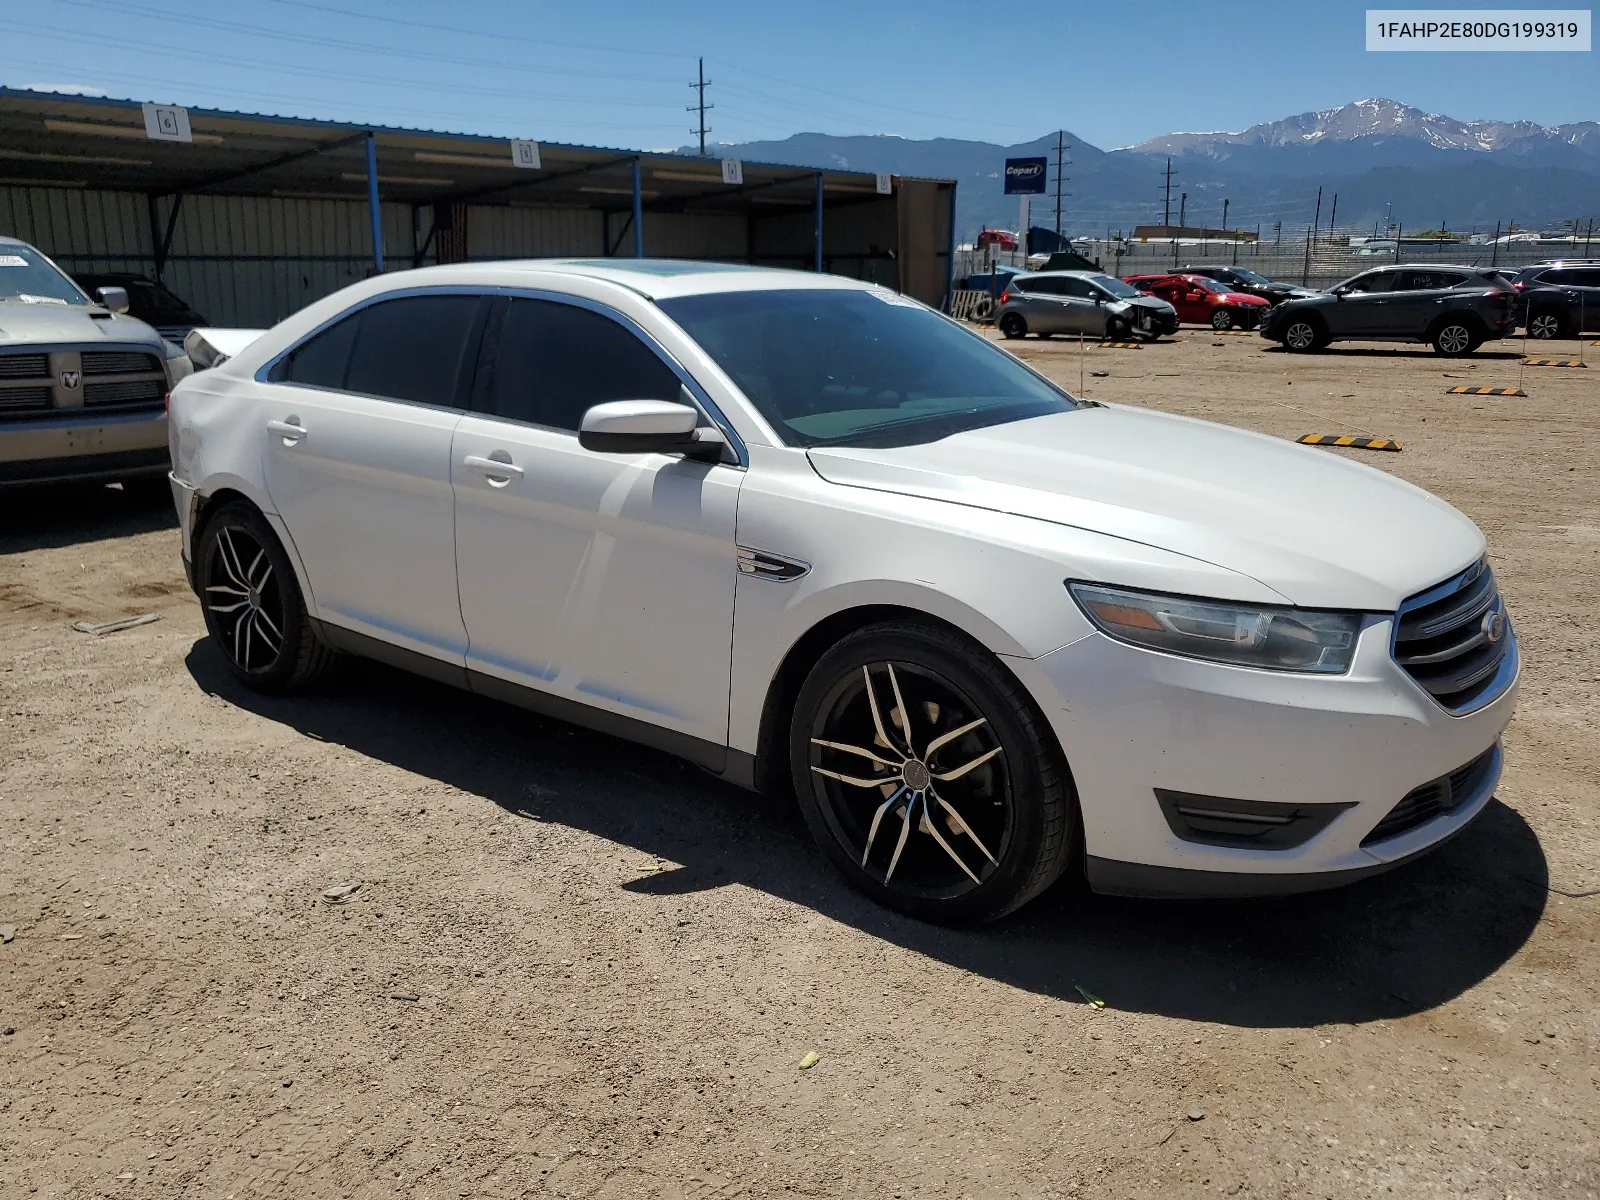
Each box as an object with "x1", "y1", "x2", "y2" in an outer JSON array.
[
  {"x1": 994, "y1": 270, "x2": 1179, "y2": 341},
  {"x1": 0, "y1": 237, "x2": 190, "y2": 487}
]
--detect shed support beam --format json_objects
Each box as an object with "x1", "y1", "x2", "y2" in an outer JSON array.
[
  {"x1": 815, "y1": 173, "x2": 824, "y2": 273},
  {"x1": 632, "y1": 158, "x2": 644, "y2": 258},
  {"x1": 366, "y1": 132, "x2": 384, "y2": 273}
]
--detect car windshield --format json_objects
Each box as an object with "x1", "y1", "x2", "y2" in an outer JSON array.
[
  {"x1": 1089, "y1": 275, "x2": 1141, "y2": 299},
  {"x1": 1228, "y1": 267, "x2": 1271, "y2": 285},
  {"x1": 658, "y1": 288, "x2": 1084, "y2": 448},
  {"x1": 1187, "y1": 278, "x2": 1229, "y2": 293},
  {"x1": 0, "y1": 245, "x2": 90, "y2": 306}
]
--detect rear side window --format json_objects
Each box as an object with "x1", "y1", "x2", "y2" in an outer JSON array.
[
  {"x1": 1534, "y1": 268, "x2": 1571, "y2": 285},
  {"x1": 280, "y1": 314, "x2": 358, "y2": 388},
  {"x1": 343, "y1": 295, "x2": 483, "y2": 407},
  {"x1": 1566, "y1": 268, "x2": 1600, "y2": 287},
  {"x1": 485, "y1": 298, "x2": 684, "y2": 432}
]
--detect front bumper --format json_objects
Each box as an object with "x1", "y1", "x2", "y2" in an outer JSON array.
[
  {"x1": 0, "y1": 409, "x2": 169, "y2": 485},
  {"x1": 1011, "y1": 614, "x2": 1518, "y2": 897}
]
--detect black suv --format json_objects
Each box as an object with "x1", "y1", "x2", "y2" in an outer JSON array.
[
  {"x1": 1179, "y1": 264, "x2": 1316, "y2": 306},
  {"x1": 1503, "y1": 261, "x2": 1600, "y2": 339},
  {"x1": 1259, "y1": 264, "x2": 1517, "y2": 355}
]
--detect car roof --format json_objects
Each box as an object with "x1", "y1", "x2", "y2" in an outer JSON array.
[
  {"x1": 1015, "y1": 269, "x2": 1104, "y2": 280},
  {"x1": 388, "y1": 258, "x2": 885, "y2": 301}
]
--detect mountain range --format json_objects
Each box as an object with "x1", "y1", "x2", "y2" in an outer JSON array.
[{"x1": 694, "y1": 99, "x2": 1600, "y2": 240}]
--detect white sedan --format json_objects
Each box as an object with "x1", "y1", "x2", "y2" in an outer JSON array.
[{"x1": 168, "y1": 260, "x2": 1518, "y2": 924}]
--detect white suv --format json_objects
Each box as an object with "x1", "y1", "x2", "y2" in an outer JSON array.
[{"x1": 168, "y1": 259, "x2": 1518, "y2": 924}]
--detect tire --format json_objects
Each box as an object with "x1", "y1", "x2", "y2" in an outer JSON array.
[
  {"x1": 1431, "y1": 320, "x2": 1480, "y2": 357},
  {"x1": 1528, "y1": 309, "x2": 1564, "y2": 340},
  {"x1": 998, "y1": 313, "x2": 1027, "y2": 340},
  {"x1": 1282, "y1": 317, "x2": 1325, "y2": 352},
  {"x1": 1105, "y1": 316, "x2": 1129, "y2": 341},
  {"x1": 195, "y1": 501, "x2": 337, "y2": 693},
  {"x1": 970, "y1": 297, "x2": 994, "y2": 322},
  {"x1": 789, "y1": 620, "x2": 1077, "y2": 926},
  {"x1": 1210, "y1": 308, "x2": 1234, "y2": 331}
]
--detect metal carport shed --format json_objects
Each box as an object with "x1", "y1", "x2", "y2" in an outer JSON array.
[{"x1": 0, "y1": 88, "x2": 957, "y2": 327}]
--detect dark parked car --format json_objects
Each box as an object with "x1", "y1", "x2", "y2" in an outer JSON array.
[
  {"x1": 1502, "y1": 261, "x2": 1600, "y2": 338},
  {"x1": 1178, "y1": 264, "x2": 1317, "y2": 306},
  {"x1": 1259, "y1": 264, "x2": 1517, "y2": 355},
  {"x1": 71, "y1": 273, "x2": 207, "y2": 344}
]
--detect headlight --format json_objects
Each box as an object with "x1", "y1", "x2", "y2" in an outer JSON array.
[{"x1": 1068, "y1": 582, "x2": 1360, "y2": 674}]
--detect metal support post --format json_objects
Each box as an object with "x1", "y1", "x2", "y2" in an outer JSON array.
[
  {"x1": 632, "y1": 158, "x2": 644, "y2": 258},
  {"x1": 814, "y1": 174, "x2": 824, "y2": 272},
  {"x1": 366, "y1": 133, "x2": 384, "y2": 272}
]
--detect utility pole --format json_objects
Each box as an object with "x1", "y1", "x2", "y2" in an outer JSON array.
[
  {"x1": 1053, "y1": 130, "x2": 1071, "y2": 240},
  {"x1": 1221, "y1": 198, "x2": 1229, "y2": 232},
  {"x1": 1178, "y1": 191, "x2": 1187, "y2": 228},
  {"x1": 1162, "y1": 157, "x2": 1174, "y2": 226},
  {"x1": 687, "y1": 57, "x2": 713, "y2": 156},
  {"x1": 1328, "y1": 193, "x2": 1337, "y2": 235}
]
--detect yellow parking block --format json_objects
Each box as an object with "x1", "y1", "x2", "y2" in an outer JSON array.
[
  {"x1": 1297, "y1": 434, "x2": 1402, "y2": 452},
  {"x1": 1098, "y1": 341, "x2": 1144, "y2": 349},
  {"x1": 1523, "y1": 358, "x2": 1587, "y2": 368},
  {"x1": 1446, "y1": 386, "x2": 1526, "y2": 396}
]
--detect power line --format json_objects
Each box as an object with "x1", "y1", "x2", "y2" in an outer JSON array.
[{"x1": 687, "y1": 58, "x2": 713, "y2": 157}]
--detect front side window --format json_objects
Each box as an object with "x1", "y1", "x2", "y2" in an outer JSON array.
[
  {"x1": 0, "y1": 243, "x2": 90, "y2": 306},
  {"x1": 1341, "y1": 271, "x2": 1394, "y2": 295},
  {"x1": 1089, "y1": 275, "x2": 1142, "y2": 299},
  {"x1": 659, "y1": 288, "x2": 1083, "y2": 449},
  {"x1": 485, "y1": 298, "x2": 683, "y2": 431},
  {"x1": 1229, "y1": 267, "x2": 1271, "y2": 286},
  {"x1": 1056, "y1": 277, "x2": 1096, "y2": 299}
]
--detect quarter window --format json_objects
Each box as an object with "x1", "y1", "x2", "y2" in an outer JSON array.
[{"x1": 485, "y1": 298, "x2": 684, "y2": 432}]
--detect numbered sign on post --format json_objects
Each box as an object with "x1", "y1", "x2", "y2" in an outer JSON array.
[
  {"x1": 721, "y1": 158, "x2": 744, "y2": 186},
  {"x1": 142, "y1": 103, "x2": 192, "y2": 143},
  {"x1": 875, "y1": 172, "x2": 892, "y2": 195},
  {"x1": 510, "y1": 140, "x2": 541, "y2": 170}
]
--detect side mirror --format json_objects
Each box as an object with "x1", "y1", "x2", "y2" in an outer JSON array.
[
  {"x1": 578, "y1": 399, "x2": 725, "y2": 461},
  {"x1": 1330, "y1": 286, "x2": 1348, "y2": 299},
  {"x1": 95, "y1": 285, "x2": 130, "y2": 314}
]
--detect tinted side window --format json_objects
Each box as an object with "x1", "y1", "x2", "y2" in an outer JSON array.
[
  {"x1": 1014, "y1": 277, "x2": 1050, "y2": 294},
  {"x1": 282, "y1": 313, "x2": 359, "y2": 388},
  {"x1": 1567, "y1": 268, "x2": 1600, "y2": 287},
  {"x1": 487, "y1": 298, "x2": 684, "y2": 432},
  {"x1": 1534, "y1": 269, "x2": 1570, "y2": 285},
  {"x1": 1343, "y1": 272, "x2": 1394, "y2": 294},
  {"x1": 343, "y1": 295, "x2": 482, "y2": 407},
  {"x1": 1057, "y1": 277, "x2": 1096, "y2": 299}
]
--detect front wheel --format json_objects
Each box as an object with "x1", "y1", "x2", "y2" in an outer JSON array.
[
  {"x1": 1210, "y1": 308, "x2": 1234, "y2": 331},
  {"x1": 1105, "y1": 316, "x2": 1129, "y2": 341},
  {"x1": 789, "y1": 621, "x2": 1077, "y2": 925},
  {"x1": 196, "y1": 502, "x2": 336, "y2": 693},
  {"x1": 998, "y1": 313, "x2": 1027, "y2": 340},
  {"x1": 1431, "y1": 321, "x2": 1480, "y2": 357},
  {"x1": 1282, "y1": 318, "x2": 1324, "y2": 352}
]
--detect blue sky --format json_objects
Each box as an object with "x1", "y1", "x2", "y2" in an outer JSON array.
[{"x1": 3, "y1": 0, "x2": 1595, "y2": 150}]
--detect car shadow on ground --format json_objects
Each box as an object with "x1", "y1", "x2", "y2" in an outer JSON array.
[
  {"x1": 1262, "y1": 345, "x2": 1526, "y2": 359},
  {"x1": 0, "y1": 480, "x2": 176, "y2": 554},
  {"x1": 186, "y1": 644, "x2": 1548, "y2": 1031}
]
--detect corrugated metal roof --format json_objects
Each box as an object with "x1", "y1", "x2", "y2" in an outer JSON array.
[{"x1": 0, "y1": 88, "x2": 951, "y2": 213}]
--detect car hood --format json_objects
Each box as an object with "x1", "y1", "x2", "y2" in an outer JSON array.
[
  {"x1": 0, "y1": 302, "x2": 164, "y2": 347},
  {"x1": 1217, "y1": 291, "x2": 1270, "y2": 306},
  {"x1": 806, "y1": 405, "x2": 1482, "y2": 611}
]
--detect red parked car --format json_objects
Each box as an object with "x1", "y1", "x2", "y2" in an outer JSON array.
[{"x1": 1123, "y1": 273, "x2": 1271, "y2": 330}]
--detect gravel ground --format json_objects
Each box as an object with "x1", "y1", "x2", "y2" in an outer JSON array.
[{"x1": 2, "y1": 328, "x2": 1596, "y2": 1199}]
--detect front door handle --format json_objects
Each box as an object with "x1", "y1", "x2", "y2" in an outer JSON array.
[
  {"x1": 463, "y1": 454, "x2": 524, "y2": 481},
  {"x1": 266, "y1": 419, "x2": 306, "y2": 442}
]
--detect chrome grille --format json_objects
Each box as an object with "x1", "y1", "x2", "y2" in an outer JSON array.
[
  {"x1": 82, "y1": 350, "x2": 161, "y2": 375},
  {"x1": 0, "y1": 353, "x2": 49, "y2": 379},
  {"x1": 1362, "y1": 743, "x2": 1499, "y2": 846},
  {"x1": 1392, "y1": 559, "x2": 1515, "y2": 713}
]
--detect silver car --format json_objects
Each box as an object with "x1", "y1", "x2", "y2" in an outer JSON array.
[
  {"x1": 995, "y1": 271, "x2": 1179, "y2": 341},
  {"x1": 0, "y1": 237, "x2": 190, "y2": 487}
]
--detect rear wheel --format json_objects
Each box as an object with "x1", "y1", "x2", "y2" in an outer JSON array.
[
  {"x1": 1431, "y1": 320, "x2": 1480, "y2": 357},
  {"x1": 1210, "y1": 308, "x2": 1234, "y2": 331},
  {"x1": 1528, "y1": 309, "x2": 1564, "y2": 340},
  {"x1": 998, "y1": 313, "x2": 1027, "y2": 340},
  {"x1": 196, "y1": 502, "x2": 336, "y2": 693},
  {"x1": 789, "y1": 621, "x2": 1077, "y2": 925},
  {"x1": 1282, "y1": 318, "x2": 1325, "y2": 352}
]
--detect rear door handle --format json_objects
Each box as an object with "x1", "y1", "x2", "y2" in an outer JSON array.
[
  {"x1": 266, "y1": 419, "x2": 306, "y2": 441},
  {"x1": 463, "y1": 454, "x2": 524, "y2": 480}
]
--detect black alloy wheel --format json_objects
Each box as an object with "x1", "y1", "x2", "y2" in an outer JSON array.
[
  {"x1": 1528, "y1": 310, "x2": 1563, "y2": 340},
  {"x1": 790, "y1": 621, "x2": 1076, "y2": 925},
  {"x1": 998, "y1": 313, "x2": 1027, "y2": 340},
  {"x1": 1283, "y1": 318, "x2": 1323, "y2": 352},
  {"x1": 196, "y1": 502, "x2": 336, "y2": 693},
  {"x1": 1105, "y1": 316, "x2": 1130, "y2": 341},
  {"x1": 1431, "y1": 320, "x2": 1479, "y2": 357}
]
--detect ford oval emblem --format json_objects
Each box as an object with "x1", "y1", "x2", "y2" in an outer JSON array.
[{"x1": 1481, "y1": 610, "x2": 1505, "y2": 644}]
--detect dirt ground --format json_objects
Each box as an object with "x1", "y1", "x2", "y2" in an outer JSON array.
[{"x1": 2, "y1": 327, "x2": 1597, "y2": 1200}]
